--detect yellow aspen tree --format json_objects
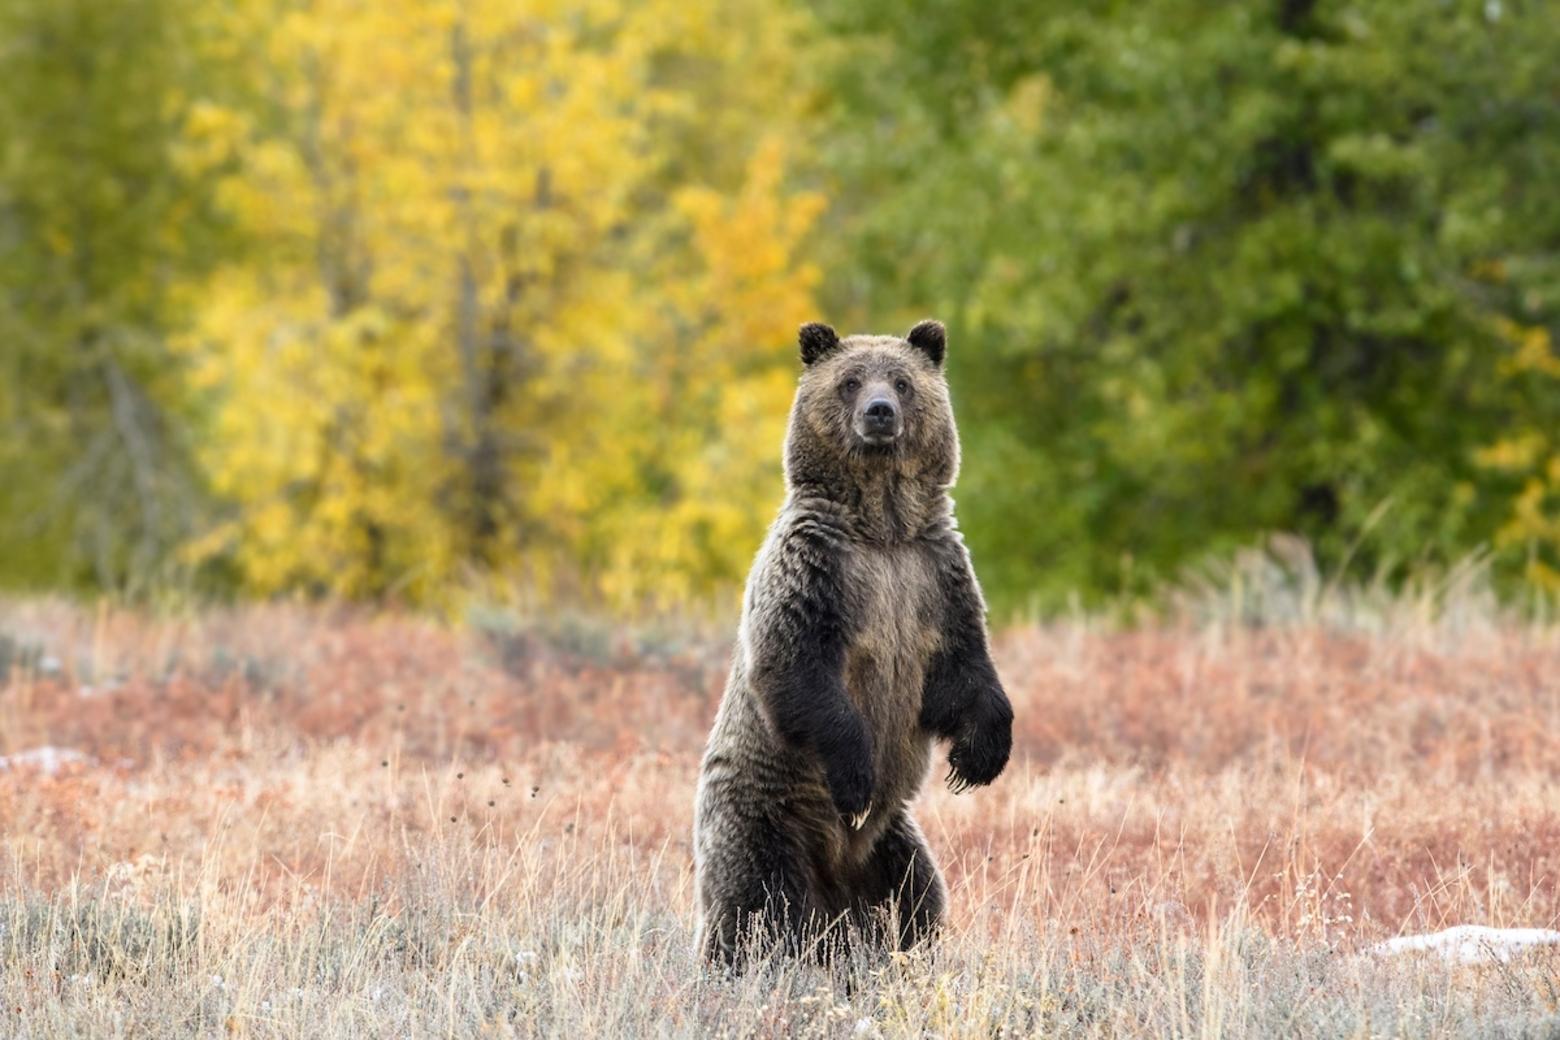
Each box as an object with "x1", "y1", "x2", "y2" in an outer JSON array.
[
  {"x1": 583, "y1": 139, "x2": 825, "y2": 608},
  {"x1": 179, "y1": 0, "x2": 825, "y2": 607}
]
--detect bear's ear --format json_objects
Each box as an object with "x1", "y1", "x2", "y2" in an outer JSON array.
[
  {"x1": 798, "y1": 322, "x2": 841, "y2": 366},
  {"x1": 906, "y1": 319, "x2": 946, "y2": 367}
]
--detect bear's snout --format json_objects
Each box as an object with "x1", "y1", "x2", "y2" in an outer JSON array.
[{"x1": 857, "y1": 394, "x2": 901, "y2": 445}]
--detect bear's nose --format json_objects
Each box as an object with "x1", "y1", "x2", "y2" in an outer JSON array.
[{"x1": 864, "y1": 399, "x2": 897, "y2": 424}]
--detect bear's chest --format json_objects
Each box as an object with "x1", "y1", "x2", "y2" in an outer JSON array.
[
  {"x1": 843, "y1": 544, "x2": 942, "y2": 669},
  {"x1": 840, "y1": 544, "x2": 943, "y2": 796}
]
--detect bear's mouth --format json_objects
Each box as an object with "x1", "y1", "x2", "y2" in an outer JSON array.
[
  {"x1": 854, "y1": 416, "x2": 903, "y2": 447},
  {"x1": 854, "y1": 428, "x2": 901, "y2": 448}
]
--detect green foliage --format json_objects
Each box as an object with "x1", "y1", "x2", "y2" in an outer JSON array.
[
  {"x1": 0, "y1": 0, "x2": 231, "y2": 591},
  {"x1": 811, "y1": 0, "x2": 1560, "y2": 609}
]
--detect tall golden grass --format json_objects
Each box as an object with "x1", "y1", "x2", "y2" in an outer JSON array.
[{"x1": 2, "y1": 575, "x2": 1558, "y2": 1036}]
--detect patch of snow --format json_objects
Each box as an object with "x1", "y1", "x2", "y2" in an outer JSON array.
[
  {"x1": 1371, "y1": 925, "x2": 1560, "y2": 964},
  {"x1": 0, "y1": 746, "x2": 93, "y2": 774}
]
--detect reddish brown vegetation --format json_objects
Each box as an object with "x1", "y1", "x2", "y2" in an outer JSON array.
[{"x1": 2, "y1": 602, "x2": 1558, "y2": 946}]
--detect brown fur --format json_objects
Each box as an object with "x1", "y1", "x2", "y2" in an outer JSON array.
[{"x1": 694, "y1": 320, "x2": 1013, "y2": 966}]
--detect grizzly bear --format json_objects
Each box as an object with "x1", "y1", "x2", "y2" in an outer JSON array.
[{"x1": 693, "y1": 319, "x2": 1013, "y2": 967}]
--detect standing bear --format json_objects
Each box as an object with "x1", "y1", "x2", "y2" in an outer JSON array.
[{"x1": 694, "y1": 319, "x2": 1014, "y2": 966}]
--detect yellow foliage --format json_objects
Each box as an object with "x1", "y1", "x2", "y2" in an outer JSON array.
[
  {"x1": 1475, "y1": 432, "x2": 1546, "y2": 472},
  {"x1": 178, "y1": 0, "x2": 822, "y2": 607},
  {"x1": 1003, "y1": 74, "x2": 1052, "y2": 136},
  {"x1": 1481, "y1": 319, "x2": 1560, "y2": 586},
  {"x1": 1496, "y1": 318, "x2": 1560, "y2": 378}
]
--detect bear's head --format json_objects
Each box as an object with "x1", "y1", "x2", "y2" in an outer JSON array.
[{"x1": 784, "y1": 320, "x2": 960, "y2": 500}]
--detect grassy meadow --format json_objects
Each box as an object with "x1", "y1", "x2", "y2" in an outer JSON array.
[{"x1": 2, "y1": 562, "x2": 1559, "y2": 1037}]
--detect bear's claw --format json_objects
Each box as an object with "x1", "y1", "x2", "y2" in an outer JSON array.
[
  {"x1": 945, "y1": 764, "x2": 975, "y2": 795},
  {"x1": 849, "y1": 808, "x2": 871, "y2": 830}
]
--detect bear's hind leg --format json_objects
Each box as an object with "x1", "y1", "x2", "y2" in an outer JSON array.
[
  {"x1": 853, "y1": 811, "x2": 946, "y2": 951},
  {"x1": 698, "y1": 816, "x2": 823, "y2": 969}
]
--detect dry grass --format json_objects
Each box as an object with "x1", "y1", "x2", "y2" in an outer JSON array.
[{"x1": 2, "y1": 588, "x2": 1559, "y2": 1037}]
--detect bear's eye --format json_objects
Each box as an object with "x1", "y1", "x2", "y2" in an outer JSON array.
[
  {"x1": 843, "y1": 377, "x2": 861, "y2": 393},
  {"x1": 894, "y1": 378, "x2": 909, "y2": 394}
]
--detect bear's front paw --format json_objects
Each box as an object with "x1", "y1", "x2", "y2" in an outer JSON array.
[
  {"x1": 825, "y1": 754, "x2": 874, "y2": 823},
  {"x1": 945, "y1": 696, "x2": 1012, "y2": 794}
]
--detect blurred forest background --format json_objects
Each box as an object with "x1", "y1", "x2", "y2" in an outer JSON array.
[{"x1": 1, "y1": 0, "x2": 1557, "y2": 615}]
